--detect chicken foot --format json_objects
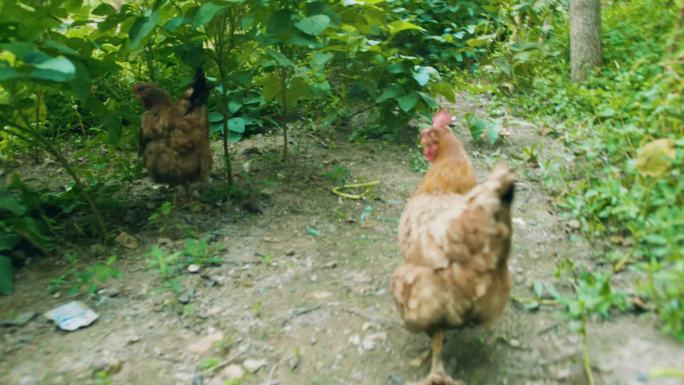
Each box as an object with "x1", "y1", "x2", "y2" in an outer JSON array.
[
  {"x1": 410, "y1": 330, "x2": 464, "y2": 385},
  {"x1": 410, "y1": 349, "x2": 431, "y2": 367}
]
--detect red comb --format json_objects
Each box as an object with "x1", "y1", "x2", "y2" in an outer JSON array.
[{"x1": 432, "y1": 109, "x2": 452, "y2": 129}]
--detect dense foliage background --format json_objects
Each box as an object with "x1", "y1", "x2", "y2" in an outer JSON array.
[{"x1": 0, "y1": 0, "x2": 682, "y2": 345}]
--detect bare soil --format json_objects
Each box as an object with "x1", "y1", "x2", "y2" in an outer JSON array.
[{"x1": 2, "y1": 94, "x2": 683, "y2": 385}]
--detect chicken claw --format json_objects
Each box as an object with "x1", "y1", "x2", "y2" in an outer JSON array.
[
  {"x1": 409, "y1": 331, "x2": 465, "y2": 385},
  {"x1": 410, "y1": 371, "x2": 465, "y2": 385},
  {"x1": 410, "y1": 349, "x2": 431, "y2": 367}
]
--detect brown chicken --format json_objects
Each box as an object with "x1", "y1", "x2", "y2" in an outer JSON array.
[
  {"x1": 391, "y1": 109, "x2": 516, "y2": 385},
  {"x1": 134, "y1": 68, "x2": 212, "y2": 199}
]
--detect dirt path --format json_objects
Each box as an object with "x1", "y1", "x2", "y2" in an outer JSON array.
[{"x1": 2, "y1": 94, "x2": 683, "y2": 385}]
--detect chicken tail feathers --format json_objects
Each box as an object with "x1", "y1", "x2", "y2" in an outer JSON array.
[
  {"x1": 485, "y1": 163, "x2": 516, "y2": 206},
  {"x1": 185, "y1": 67, "x2": 210, "y2": 114}
]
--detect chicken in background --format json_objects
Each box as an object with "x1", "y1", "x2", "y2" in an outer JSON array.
[
  {"x1": 391, "y1": 109, "x2": 516, "y2": 385},
  {"x1": 134, "y1": 67, "x2": 212, "y2": 200}
]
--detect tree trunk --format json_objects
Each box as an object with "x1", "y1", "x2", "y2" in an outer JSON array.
[{"x1": 570, "y1": 0, "x2": 602, "y2": 82}]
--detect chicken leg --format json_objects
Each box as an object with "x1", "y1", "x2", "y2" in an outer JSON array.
[{"x1": 410, "y1": 330, "x2": 463, "y2": 385}]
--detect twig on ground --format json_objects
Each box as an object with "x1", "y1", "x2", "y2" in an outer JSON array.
[
  {"x1": 280, "y1": 305, "x2": 323, "y2": 327},
  {"x1": 339, "y1": 307, "x2": 402, "y2": 329}
]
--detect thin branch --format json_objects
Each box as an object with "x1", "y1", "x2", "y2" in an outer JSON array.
[{"x1": 0, "y1": 119, "x2": 108, "y2": 241}]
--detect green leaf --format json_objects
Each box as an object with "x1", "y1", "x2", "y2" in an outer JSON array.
[
  {"x1": 30, "y1": 56, "x2": 76, "y2": 82},
  {"x1": 193, "y1": 2, "x2": 227, "y2": 27},
  {"x1": 466, "y1": 33, "x2": 496, "y2": 48},
  {"x1": 376, "y1": 85, "x2": 402, "y2": 103},
  {"x1": 208, "y1": 112, "x2": 224, "y2": 123},
  {"x1": 129, "y1": 11, "x2": 160, "y2": 50},
  {"x1": 173, "y1": 42, "x2": 203, "y2": 69},
  {"x1": 44, "y1": 40, "x2": 79, "y2": 56},
  {"x1": 228, "y1": 100, "x2": 243, "y2": 114},
  {"x1": 397, "y1": 93, "x2": 419, "y2": 112},
  {"x1": 310, "y1": 80, "x2": 331, "y2": 96},
  {"x1": 0, "y1": 194, "x2": 27, "y2": 216},
  {"x1": 305, "y1": 226, "x2": 320, "y2": 237},
  {"x1": 228, "y1": 117, "x2": 245, "y2": 133},
  {"x1": 418, "y1": 92, "x2": 437, "y2": 109},
  {"x1": 241, "y1": 14, "x2": 256, "y2": 30},
  {"x1": 69, "y1": 59, "x2": 91, "y2": 100},
  {"x1": 164, "y1": 16, "x2": 186, "y2": 31},
  {"x1": 644, "y1": 234, "x2": 668, "y2": 245},
  {"x1": 412, "y1": 66, "x2": 437, "y2": 86},
  {"x1": 92, "y1": 3, "x2": 116, "y2": 16},
  {"x1": 0, "y1": 42, "x2": 37, "y2": 59},
  {"x1": 430, "y1": 81, "x2": 455, "y2": 103},
  {"x1": 0, "y1": 67, "x2": 22, "y2": 82},
  {"x1": 0, "y1": 255, "x2": 13, "y2": 295},
  {"x1": 387, "y1": 20, "x2": 424, "y2": 36},
  {"x1": 23, "y1": 50, "x2": 51, "y2": 65},
  {"x1": 465, "y1": 113, "x2": 485, "y2": 140},
  {"x1": 598, "y1": 107, "x2": 615, "y2": 118},
  {"x1": 211, "y1": 122, "x2": 223, "y2": 135},
  {"x1": 286, "y1": 76, "x2": 313, "y2": 107},
  {"x1": 266, "y1": 48, "x2": 294, "y2": 67},
  {"x1": 387, "y1": 62, "x2": 407, "y2": 74},
  {"x1": 294, "y1": 15, "x2": 330, "y2": 36},
  {"x1": 266, "y1": 10, "x2": 295, "y2": 41},
  {"x1": 311, "y1": 52, "x2": 333, "y2": 69},
  {"x1": 486, "y1": 121, "x2": 500, "y2": 144},
  {"x1": 0, "y1": 233, "x2": 21, "y2": 252},
  {"x1": 261, "y1": 73, "x2": 282, "y2": 101},
  {"x1": 533, "y1": 281, "x2": 544, "y2": 298},
  {"x1": 33, "y1": 56, "x2": 75, "y2": 73},
  {"x1": 229, "y1": 131, "x2": 241, "y2": 144}
]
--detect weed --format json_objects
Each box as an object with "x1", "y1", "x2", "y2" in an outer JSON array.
[
  {"x1": 47, "y1": 256, "x2": 121, "y2": 297},
  {"x1": 323, "y1": 165, "x2": 351, "y2": 185},
  {"x1": 147, "y1": 237, "x2": 223, "y2": 294},
  {"x1": 94, "y1": 370, "x2": 112, "y2": 385},
  {"x1": 198, "y1": 356, "x2": 223, "y2": 372},
  {"x1": 548, "y1": 268, "x2": 632, "y2": 385},
  {"x1": 148, "y1": 201, "x2": 179, "y2": 234},
  {"x1": 215, "y1": 336, "x2": 234, "y2": 353},
  {"x1": 252, "y1": 300, "x2": 264, "y2": 318},
  {"x1": 260, "y1": 254, "x2": 273, "y2": 264},
  {"x1": 491, "y1": 0, "x2": 683, "y2": 340}
]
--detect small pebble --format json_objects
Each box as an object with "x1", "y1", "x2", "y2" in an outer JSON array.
[
  {"x1": 19, "y1": 375, "x2": 38, "y2": 385},
  {"x1": 187, "y1": 332, "x2": 223, "y2": 354},
  {"x1": 388, "y1": 373, "x2": 406, "y2": 385},
  {"x1": 179, "y1": 288, "x2": 195, "y2": 304},
  {"x1": 221, "y1": 364, "x2": 244, "y2": 380},
  {"x1": 555, "y1": 367, "x2": 572, "y2": 380},
  {"x1": 243, "y1": 358, "x2": 267, "y2": 373},
  {"x1": 287, "y1": 355, "x2": 300, "y2": 370}
]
